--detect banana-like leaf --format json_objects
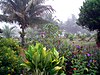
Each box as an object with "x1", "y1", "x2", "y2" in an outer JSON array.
[
  {"x1": 50, "y1": 66, "x2": 62, "y2": 75},
  {"x1": 59, "y1": 56, "x2": 65, "y2": 65},
  {"x1": 32, "y1": 52, "x2": 40, "y2": 67},
  {"x1": 20, "y1": 61, "x2": 32, "y2": 71},
  {"x1": 41, "y1": 47, "x2": 46, "y2": 59},
  {"x1": 22, "y1": 43, "x2": 64, "y2": 74},
  {"x1": 52, "y1": 48, "x2": 59, "y2": 58}
]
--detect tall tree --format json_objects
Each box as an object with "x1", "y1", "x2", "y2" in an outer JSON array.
[
  {"x1": 0, "y1": 0, "x2": 54, "y2": 46},
  {"x1": 77, "y1": 0, "x2": 100, "y2": 46}
]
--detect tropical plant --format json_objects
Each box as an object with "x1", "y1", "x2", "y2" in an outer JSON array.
[
  {"x1": 21, "y1": 43, "x2": 65, "y2": 75},
  {"x1": 0, "y1": 44, "x2": 23, "y2": 75},
  {"x1": 0, "y1": 0, "x2": 54, "y2": 47},
  {"x1": 29, "y1": 23, "x2": 60, "y2": 50},
  {"x1": 1, "y1": 25, "x2": 16, "y2": 38},
  {"x1": 77, "y1": 0, "x2": 100, "y2": 47},
  {"x1": 43, "y1": 23, "x2": 59, "y2": 37},
  {"x1": 0, "y1": 38, "x2": 22, "y2": 55}
]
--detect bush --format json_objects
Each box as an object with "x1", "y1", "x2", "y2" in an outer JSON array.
[
  {"x1": 0, "y1": 46, "x2": 23, "y2": 75},
  {"x1": 0, "y1": 38, "x2": 21, "y2": 55}
]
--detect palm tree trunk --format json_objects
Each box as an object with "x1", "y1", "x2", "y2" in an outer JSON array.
[
  {"x1": 96, "y1": 30, "x2": 100, "y2": 47},
  {"x1": 20, "y1": 26, "x2": 25, "y2": 47}
]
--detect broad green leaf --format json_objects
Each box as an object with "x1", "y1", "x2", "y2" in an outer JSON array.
[{"x1": 52, "y1": 48, "x2": 59, "y2": 58}]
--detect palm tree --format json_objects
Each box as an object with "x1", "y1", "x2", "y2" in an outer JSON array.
[
  {"x1": 0, "y1": 0, "x2": 54, "y2": 47},
  {"x1": 1, "y1": 25, "x2": 16, "y2": 38}
]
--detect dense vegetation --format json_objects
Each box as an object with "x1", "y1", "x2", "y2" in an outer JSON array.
[
  {"x1": 77, "y1": 0, "x2": 100, "y2": 47},
  {"x1": 0, "y1": 0, "x2": 100, "y2": 75}
]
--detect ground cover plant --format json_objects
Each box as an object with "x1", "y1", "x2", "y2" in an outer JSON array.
[
  {"x1": 63, "y1": 40, "x2": 100, "y2": 75},
  {"x1": 0, "y1": 34, "x2": 100, "y2": 75}
]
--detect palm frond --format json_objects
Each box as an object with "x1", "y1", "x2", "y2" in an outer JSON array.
[
  {"x1": 10, "y1": 26, "x2": 16, "y2": 30},
  {"x1": 30, "y1": 5, "x2": 54, "y2": 17},
  {"x1": 7, "y1": 0, "x2": 18, "y2": 11},
  {"x1": 34, "y1": 0, "x2": 46, "y2": 5},
  {"x1": 0, "y1": 15, "x2": 15, "y2": 23},
  {"x1": 29, "y1": 17, "x2": 50, "y2": 25},
  {"x1": 1, "y1": 25, "x2": 16, "y2": 38},
  {"x1": 0, "y1": 15, "x2": 8, "y2": 22},
  {"x1": 25, "y1": 0, "x2": 33, "y2": 12}
]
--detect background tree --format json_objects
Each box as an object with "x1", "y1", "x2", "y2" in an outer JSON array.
[
  {"x1": 77, "y1": 0, "x2": 100, "y2": 46},
  {"x1": 59, "y1": 14, "x2": 89, "y2": 34},
  {"x1": 0, "y1": 0, "x2": 54, "y2": 46},
  {"x1": 25, "y1": 27, "x2": 40, "y2": 41},
  {"x1": 1, "y1": 25, "x2": 16, "y2": 38},
  {"x1": 42, "y1": 13, "x2": 60, "y2": 25}
]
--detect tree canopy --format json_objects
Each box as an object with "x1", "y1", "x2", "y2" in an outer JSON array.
[
  {"x1": 0, "y1": 0, "x2": 54, "y2": 46},
  {"x1": 77, "y1": 0, "x2": 100, "y2": 47},
  {"x1": 77, "y1": 0, "x2": 100, "y2": 31}
]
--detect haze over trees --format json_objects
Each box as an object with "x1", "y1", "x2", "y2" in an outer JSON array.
[
  {"x1": 0, "y1": 0, "x2": 54, "y2": 46},
  {"x1": 58, "y1": 14, "x2": 90, "y2": 34}
]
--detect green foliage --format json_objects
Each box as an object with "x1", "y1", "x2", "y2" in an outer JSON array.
[
  {"x1": 68, "y1": 34, "x2": 75, "y2": 41},
  {"x1": 77, "y1": 0, "x2": 100, "y2": 31},
  {"x1": 90, "y1": 49, "x2": 100, "y2": 74},
  {"x1": 21, "y1": 43, "x2": 64, "y2": 75},
  {"x1": 71, "y1": 54, "x2": 98, "y2": 75},
  {"x1": 0, "y1": 46, "x2": 23, "y2": 75},
  {"x1": 43, "y1": 23, "x2": 59, "y2": 37},
  {"x1": 0, "y1": 38, "x2": 21, "y2": 55},
  {"x1": 77, "y1": 0, "x2": 100, "y2": 45},
  {"x1": 30, "y1": 23, "x2": 60, "y2": 50},
  {"x1": 63, "y1": 44, "x2": 99, "y2": 75}
]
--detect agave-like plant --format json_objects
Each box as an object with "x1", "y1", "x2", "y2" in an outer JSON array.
[
  {"x1": 1, "y1": 25, "x2": 16, "y2": 38},
  {"x1": 21, "y1": 43, "x2": 64, "y2": 75}
]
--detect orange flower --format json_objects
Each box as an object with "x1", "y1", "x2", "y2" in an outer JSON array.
[
  {"x1": 73, "y1": 68, "x2": 77, "y2": 70},
  {"x1": 93, "y1": 60, "x2": 96, "y2": 63}
]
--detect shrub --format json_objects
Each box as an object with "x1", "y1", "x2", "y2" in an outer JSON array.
[
  {"x1": 0, "y1": 46, "x2": 23, "y2": 75},
  {"x1": 21, "y1": 43, "x2": 65, "y2": 75},
  {"x1": 0, "y1": 38, "x2": 21, "y2": 55}
]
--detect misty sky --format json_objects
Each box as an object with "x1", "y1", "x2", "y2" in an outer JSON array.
[
  {"x1": 0, "y1": 0, "x2": 85, "y2": 28},
  {"x1": 45, "y1": 0, "x2": 85, "y2": 21}
]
